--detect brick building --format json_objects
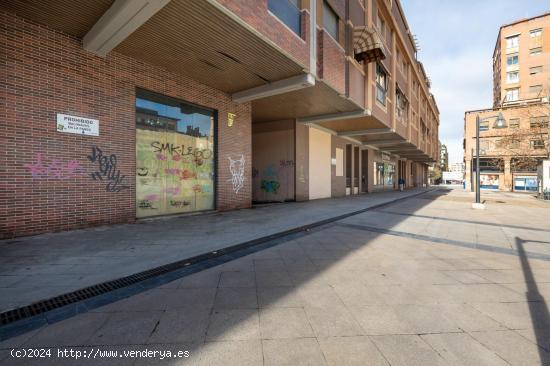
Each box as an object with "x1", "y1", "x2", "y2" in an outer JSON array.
[
  {"x1": 465, "y1": 12, "x2": 550, "y2": 192},
  {"x1": 1, "y1": 0, "x2": 439, "y2": 238}
]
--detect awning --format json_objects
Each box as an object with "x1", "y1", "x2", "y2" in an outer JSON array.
[{"x1": 353, "y1": 26, "x2": 386, "y2": 63}]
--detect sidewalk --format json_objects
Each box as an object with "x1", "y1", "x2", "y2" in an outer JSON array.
[{"x1": 0, "y1": 188, "x2": 431, "y2": 313}]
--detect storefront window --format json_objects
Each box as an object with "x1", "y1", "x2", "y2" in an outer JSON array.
[
  {"x1": 374, "y1": 162, "x2": 384, "y2": 185},
  {"x1": 373, "y1": 162, "x2": 395, "y2": 187},
  {"x1": 135, "y1": 90, "x2": 216, "y2": 218},
  {"x1": 480, "y1": 174, "x2": 499, "y2": 189},
  {"x1": 514, "y1": 176, "x2": 538, "y2": 192},
  {"x1": 384, "y1": 163, "x2": 395, "y2": 186}
]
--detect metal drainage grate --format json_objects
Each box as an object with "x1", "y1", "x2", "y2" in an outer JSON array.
[
  {"x1": 0, "y1": 252, "x2": 218, "y2": 326},
  {"x1": 0, "y1": 189, "x2": 434, "y2": 327}
]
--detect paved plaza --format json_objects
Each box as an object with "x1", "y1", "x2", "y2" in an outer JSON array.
[
  {"x1": 0, "y1": 189, "x2": 427, "y2": 312},
  {"x1": 2, "y1": 188, "x2": 550, "y2": 365}
]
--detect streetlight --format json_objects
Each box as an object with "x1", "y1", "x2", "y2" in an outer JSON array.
[{"x1": 473, "y1": 112, "x2": 507, "y2": 209}]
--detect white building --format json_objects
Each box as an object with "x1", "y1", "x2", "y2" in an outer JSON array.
[{"x1": 449, "y1": 162, "x2": 465, "y2": 174}]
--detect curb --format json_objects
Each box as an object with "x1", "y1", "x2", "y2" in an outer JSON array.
[{"x1": 0, "y1": 188, "x2": 435, "y2": 341}]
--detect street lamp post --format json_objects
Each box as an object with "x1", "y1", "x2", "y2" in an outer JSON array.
[
  {"x1": 476, "y1": 115, "x2": 480, "y2": 204},
  {"x1": 473, "y1": 112, "x2": 507, "y2": 209}
]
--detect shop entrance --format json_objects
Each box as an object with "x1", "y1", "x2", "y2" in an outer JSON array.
[{"x1": 135, "y1": 90, "x2": 216, "y2": 218}]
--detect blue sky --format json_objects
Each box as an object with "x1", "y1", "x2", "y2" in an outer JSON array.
[{"x1": 401, "y1": 0, "x2": 549, "y2": 164}]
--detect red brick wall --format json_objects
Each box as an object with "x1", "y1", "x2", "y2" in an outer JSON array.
[
  {"x1": 217, "y1": 0, "x2": 310, "y2": 70},
  {"x1": 0, "y1": 11, "x2": 252, "y2": 238},
  {"x1": 318, "y1": 30, "x2": 346, "y2": 95}
]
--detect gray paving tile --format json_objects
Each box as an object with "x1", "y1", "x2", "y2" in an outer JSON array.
[
  {"x1": 444, "y1": 284, "x2": 526, "y2": 303},
  {"x1": 516, "y1": 328, "x2": 550, "y2": 352},
  {"x1": 297, "y1": 284, "x2": 345, "y2": 309},
  {"x1": 371, "y1": 334, "x2": 446, "y2": 366},
  {"x1": 176, "y1": 270, "x2": 221, "y2": 289},
  {"x1": 25, "y1": 312, "x2": 109, "y2": 347},
  {"x1": 213, "y1": 287, "x2": 258, "y2": 309},
  {"x1": 304, "y1": 305, "x2": 364, "y2": 337},
  {"x1": 255, "y1": 270, "x2": 293, "y2": 287},
  {"x1": 259, "y1": 307, "x2": 314, "y2": 339},
  {"x1": 349, "y1": 304, "x2": 461, "y2": 335},
  {"x1": 438, "y1": 303, "x2": 507, "y2": 332},
  {"x1": 472, "y1": 301, "x2": 550, "y2": 330},
  {"x1": 257, "y1": 286, "x2": 304, "y2": 308},
  {"x1": 442, "y1": 270, "x2": 494, "y2": 284},
  {"x1": 218, "y1": 271, "x2": 256, "y2": 288},
  {"x1": 262, "y1": 338, "x2": 327, "y2": 366},
  {"x1": 88, "y1": 311, "x2": 163, "y2": 345},
  {"x1": 318, "y1": 336, "x2": 389, "y2": 366},
  {"x1": 421, "y1": 332, "x2": 508, "y2": 365},
  {"x1": 147, "y1": 309, "x2": 210, "y2": 344},
  {"x1": 206, "y1": 309, "x2": 260, "y2": 341},
  {"x1": 253, "y1": 259, "x2": 286, "y2": 272},
  {"x1": 199, "y1": 340, "x2": 262, "y2": 366},
  {"x1": 470, "y1": 330, "x2": 550, "y2": 366}
]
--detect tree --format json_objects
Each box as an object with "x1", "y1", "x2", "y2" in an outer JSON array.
[{"x1": 496, "y1": 83, "x2": 550, "y2": 172}]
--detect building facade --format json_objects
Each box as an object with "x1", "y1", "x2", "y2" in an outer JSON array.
[
  {"x1": 1, "y1": 0, "x2": 439, "y2": 238},
  {"x1": 465, "y1": 12, "x2": 550, "y2": 193},
  {"x1": 439, "y1": 143, "x2": 449, "y2": 171},
  {"x1": 449, "y1": 162, "x2": 465, "y2": 174}
]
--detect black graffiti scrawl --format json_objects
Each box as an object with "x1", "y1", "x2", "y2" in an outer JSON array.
[{"x1": 87, "y1": 146, "x2": 129, "y2": 192}]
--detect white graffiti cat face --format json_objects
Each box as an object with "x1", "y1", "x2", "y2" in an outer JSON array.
[{"x1": 228, "y1": 155, "x2": 245, "y2": 194}]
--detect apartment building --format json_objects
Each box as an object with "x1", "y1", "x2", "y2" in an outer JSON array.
[
  {"x1": 493, "y1": 12, "x2": 550, "y2": 107},
  {"x1": 465, "y1": 12, "x2": 550, "y2": 192},
  {"x1": 439, "y1": 143, "x2": 449, "y2": 171},
  {"x1": 1, "y1": 0, "x2": 439, "y2": 237}
]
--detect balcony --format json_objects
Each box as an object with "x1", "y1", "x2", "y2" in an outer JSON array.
[{"x1": 353, "y1": 26, "x2": 386, "y2": 64}]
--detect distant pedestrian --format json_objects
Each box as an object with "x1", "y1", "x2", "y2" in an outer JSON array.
[{"x1": 398, "y1": 177, "x2": 405, "y2": 191}]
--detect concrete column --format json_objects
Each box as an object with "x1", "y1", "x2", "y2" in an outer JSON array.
[
  {"x1": 358, "y1": 148, "x2": 363, "y2": 193},
  {"x1": 295, "y1": 122, "x2": 309, "y2": 201},
  {"x1": 350, "y1": 145, "x2": 356, "y2": 195},
  {"x1": 503, "y1": 157, "x2": 512, "y2": 192}
]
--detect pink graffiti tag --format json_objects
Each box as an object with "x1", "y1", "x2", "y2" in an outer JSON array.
[
  {"x1": 156, "y1": 153, "x2": 167, "y2": 161},
  {"x1": 144, "y1": 194, "x2": 160, "y2": 201},
  {"x1": 24, "y1": 154, "x2": 84, "y2": 179},
  {"x1": 165, "y1": 186, "x2": 181, "y2": 196},
  {"x1": 24, "y1": 154, "x2": 47, "y2": 177},
  {"x1": 164, "y1": 168, "x2": 180, "y2": 175}
]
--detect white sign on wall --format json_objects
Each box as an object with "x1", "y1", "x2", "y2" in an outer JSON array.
[
  {"x1": 335, "y1": 148, "x2": 343, "y2": 176},
  {"x1": 56, "y1": 114, "x2": 99, "y2": 136},
  {"x1": 442, "y1": 171, "x2": 463, "y2": 181}
]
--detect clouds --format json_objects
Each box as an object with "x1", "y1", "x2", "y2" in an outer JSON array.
[{"x1": 401, "y1": 0, "x2": 550, "y2": 163}]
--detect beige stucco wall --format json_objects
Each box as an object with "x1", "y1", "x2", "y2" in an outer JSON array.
[{"x1": 308, "y1": 127, "x2": 332, "y2": 199}]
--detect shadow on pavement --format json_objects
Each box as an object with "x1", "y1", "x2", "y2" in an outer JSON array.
[
  {"x1": 7, "y1": 186, "x2": 550, "y2": 366},
  {"x1": 516, "y1": 237, "x2": 550, "y2": 365}
]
